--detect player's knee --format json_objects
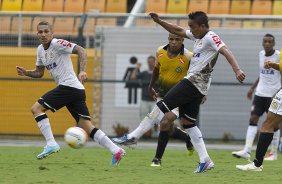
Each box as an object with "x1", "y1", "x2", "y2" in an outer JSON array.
[
  {"x1": 249, "y1": 115, "x2": 259, "y2": 126},
  {"x1": 31, "y1": 102, "x2": 44, "y2": 116},
  {"x1": 156, "y1": 100, "x2": 170, "y2": 114},
  {"x1": 180, "y1": 118, "x2": 195, "y2": 129}
]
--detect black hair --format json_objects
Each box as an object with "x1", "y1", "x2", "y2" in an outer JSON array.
[
  {"x1": 37, "y1": 21, "x2": 52, "y2": 30},
  {"x1": 188, "y1": 11, "x2": 209, "y2": 28},
  {"x1": 129, "y1": 56, "x2": 138, "y2": 64},
  {"x1": 147, "y1": 55, "x2": 155, "y2": 60},
  {"x1": 264, "y1": 33, "x2": 275, "y2": 43}
]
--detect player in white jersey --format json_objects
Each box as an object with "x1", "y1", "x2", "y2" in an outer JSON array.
[
  {"x1": 236, "y1": 52, "x2": 282, "y2": 171},
  {"x1": 232, "y1": 34, "x2": 281, "y2": 161},
  {"x1": 150, "y1": 11, "x2": 246, "y2": 173},
  {"x1": 16, "y1": 21, "x2": 125, "y2": 165}
]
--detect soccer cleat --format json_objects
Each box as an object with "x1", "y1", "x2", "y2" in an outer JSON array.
[
  {"x1": 232, "y1": 150, "x2": 251, "y2": 160},
  {"x1": 111, "y1": 148, "x2": 126, "y2": 165},
  {"x1": 187, "y1": 147, "x2": 194, "y2": 156},
  {"x1": 37, "y1": 145, "x2": 60, "y2": 159},
  {"x1": 194, "y1": 160, "x2": 214, "y2": 173},
  {"x1": 150, "y1": 158, "x2": 161, "y2": 167},
  {"x1": 112, "y1": 134, "x2": 137, "y2": 147},
  {"x1": 236, "y1": 162, "x2": 263, "y2": 171},
  {"x1": 264, "y1": 153, "x2": 277, "y2": 161}
]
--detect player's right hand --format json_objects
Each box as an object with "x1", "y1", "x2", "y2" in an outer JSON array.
[
  {"x1": 16, "y1": 66, "x2": 26, "y2": 76},
  {"x1": 149, "y1": 12, "x2": 160, "y2": 23}
]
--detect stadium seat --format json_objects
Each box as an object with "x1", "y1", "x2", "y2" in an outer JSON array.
[
  {"x1": 32, "y1": 17, "x2": 54, "y2": 33},
  {"x1": 223, "y1": 20, "x2": 242, "y2": 28},
  {"x1": 273, "y1": 0, "x2": 282, "y2": 15},
  {"x1": 209, "y1": 19, "x2": 221, "y2": 28},
  {"x1": 264, "y1": 20, "x2": 282, "y2": 28},
  {"x1": 251, "y1": 0, "x2": 272, "y2": 15},
  {"x1": 209, "y1": 0, "x2": 230, "y2": 14},
  {"x1": 43, "y1": 0, "x2": 64, "y2": 12},
  {"x1": 96, "y1": 17, "x2": 117, "y2": 26},
  {"x1": 188, "y1": 0, "x2": 209, "y2": 13},
  {"x1": 11, "y1": 17, "x2": 32, "y2": 34},
  {"x1": 1, "y1": 0, "x2": 23, "y2": 11},
  {"x1": 0, "y1": 16, "x2": 11, "y2": 33},
  {"x1": 178, "y1": 19, "x2": 189, "y2": 27},
  {"x1": 166, "y1": 0, "x2": 188, "y2": 14},
  {"x1": 64, "y1": 0, "x2": 85, "y2": 13},
  {"x1": 53, "y1": 17, "x2": 75, "y2": 35},
  {"x1": 135, "y1": 18, "x2": 157, "y2": 27},
  {"x1": 22, "y1": 0, "x2": 43, "y2": 11},
  {"x1": 106, "y1": 0, "x2": 127, "y2": 13},
  {"x1": 230, "y1": 0, "x2": 251, "y2": 15},
  {"x1": 85, "y1": 0, "x2": 106, "y2": 12},
  {"x1": 242, "y1": 20, "x2": 263, "y2": 28},
  {"x1": 145, "y1": 0, "x2": 167, "y2": 14}
]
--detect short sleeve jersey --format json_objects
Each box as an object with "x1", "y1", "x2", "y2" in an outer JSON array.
[
  {"x1": 36, "y1": 38, "x2": 84, "y2": 89},
  {"x1": 185, "y1": 30, "x2": 225, "y2": 95},
  {"x1": 256, "y1": 50, "x2": 281, "y2": 97},
  {"x1": 156, "y1": 44, "x2": 192, "y2": 97}
]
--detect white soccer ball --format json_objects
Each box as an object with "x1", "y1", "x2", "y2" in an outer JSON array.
[{"x1": 64, "y1": 127, "x2": 88, "y2": 149}]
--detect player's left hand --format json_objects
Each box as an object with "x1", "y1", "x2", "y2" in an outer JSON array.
[
  {"x1": 78, "y1": 71, "x2": 88, "y2": 84},
  {"x1": 235, "y1": 69, "x2": 245, "y2": 83}
]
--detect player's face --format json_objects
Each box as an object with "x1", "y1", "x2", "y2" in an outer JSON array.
[
  {"x1": 188, "y1": 19, "x2": 206, "y2": 39},
  {"x1": 168, "y1": 34, "x2": 184, "y2": 53},
  {"x1": 37, "y1": 25, "x2": 53, "y2": 45},
  {"x1": 262, "y1": 36, "x2": 275, "y2": 53}
]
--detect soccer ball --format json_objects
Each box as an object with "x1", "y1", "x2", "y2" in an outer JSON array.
[{"x1": 64, "y1": 127, "x2": 88, "y2": 149}]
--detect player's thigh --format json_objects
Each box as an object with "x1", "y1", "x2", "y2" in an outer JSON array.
[
  {"x1": 179, "y1": 97, "x2": 202, "y2": 125},
  {"x1": 251, "y1": 95, "x2": 270, "y2": 117}
]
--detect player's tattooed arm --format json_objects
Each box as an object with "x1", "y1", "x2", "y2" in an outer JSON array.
[
  {"x1": 73, "y1": 45, "x2": 87, "y2": 72},
  {"x1": 16, "y1": 65, "x2": 45, "y2": 78}
]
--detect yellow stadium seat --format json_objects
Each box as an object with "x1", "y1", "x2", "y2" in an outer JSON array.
[
  {"x1": 223, "y1": 20, "x2": 242, "y2": 28},
  {"x1": 230, "y1": 0, "x2": 251, "y2": 15},
  {"x1": 145, "y1": 0, "x2": 167, "y2": 14},
  {"x1": 209, "y1": 19, "x2": 221, "y2": 28},
  {"x1": 85, "y1": 0, "x2": 106, "y2": 12},
  {"x1": 96, "y1": 17, "x2": 117, "y2": 26},
  {"x1": 209, "y1": 0, "x2": 230, "y2": 14},
  {"x1": 22, "y1": 0, "x2": 43, "y2": 11},
  {"x1": 135, "y1": 18, "x2": 157, "y2": 27},
  {"x1": 273, "y1": 0, "x2": 282, "y2": 15},
  {"x1": 43, "y1": 0, "x2": 64, "y2": 12},
  {"x1": 64, "y1": 0, "x2": 85, "y2": 13},
  {"x1": 11, "y1": 17, "x2": 32, "y2": 33},
  {"x1": 1, "y1": 0, "x2": 23, "y2": 11},
  {"x1": 32, "y1": 17, "x2": 54, "y2": 33},
  {"x1": 251, "y1": 0, "x2": 272, "y2": 15},
  {"x1": 242, "y1": 20, "x2": 263, "y2": 28},
  {"x1": 188, "y1": 0, "x2": 209, "y2": 13},
  {"x1": 106, "y1": 0, "x2": 127, "y2": 13},
  {"x1": 264, "y1": 20, "x2": 282, "y2": 28},
  {"x1": 53, "y1": 17, "x2": 75, "y2": 35},
  {"x1": 0, "y1": 16, "x2": 11, "y2": 33},
  {"x1": 167, "y1": 0, "x2": 188, "y2": 14}
]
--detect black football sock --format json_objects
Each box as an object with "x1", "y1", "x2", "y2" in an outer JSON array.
[
  {"x1": 154, "y1": 131, "x2": 170, "y2": 159},
  {"x1": 170, "y1": 127, "x2": 193, "y2": 150},
  {"x1": 254, "y1": 132, "x2": 273, "y2": 167}
]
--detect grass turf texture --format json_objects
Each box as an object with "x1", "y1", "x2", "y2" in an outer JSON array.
[{"x1": 0, "y1": 146, "x2": 282, "y2": 184}]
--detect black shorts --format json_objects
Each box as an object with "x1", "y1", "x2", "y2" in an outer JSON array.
[
  {"x1": 251, "y1": 95, "x2": 272, "y2": 116},
  {"x1": 158, "y1": 79, "x2": 204, "y2": 122},
  {"x1": 38, "y1": 85, "x2": 90, "y2": 122}
]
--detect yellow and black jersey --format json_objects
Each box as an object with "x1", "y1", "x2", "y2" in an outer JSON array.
[{"x1": 156, "y1": 44, "x2": 192, "y2": 97}]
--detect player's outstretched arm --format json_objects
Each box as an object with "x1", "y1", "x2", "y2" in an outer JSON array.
[
  {"x1": 219, "y1": 46, "x2": 245, "y2": 83},
  {"x1": 149, "y1": 12, "x2": 187, "y2": 38},
  {"x1": 16, "y1": 65, "x2": 45, "y2": 78}
]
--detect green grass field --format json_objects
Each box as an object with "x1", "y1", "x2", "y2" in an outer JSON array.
[{"x1": 0, "y1": 146, "x2": 282, "y2": 184}]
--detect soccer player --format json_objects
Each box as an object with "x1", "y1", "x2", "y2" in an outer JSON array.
[
  {"x1": 16, "y1": 21, "x2": 125, "y2": 165},
  {"x1": 232, "y1": 34, "x2": 281, "y2": 161},
  {"x1": 149, "y1": 11, "x2": 245, "y2": 173},
  {"x1": 236, "y1": 58, "x2": 282, "y2": 171},
  {"x1": 112, "y1": 33, "x2": 194, "y2": 166}
]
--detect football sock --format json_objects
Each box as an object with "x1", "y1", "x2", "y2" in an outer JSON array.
[
  {"x1": 186, "y1": 126, "x2": 210, "y2": 163},
  {"x1": 127, "y1": 116, "x2": 156, "y2": 139},
  {"x1": 91, "y1": 128, "x2": 120, "y2": 154},
  {"x1": 244, "y1": 125, "x2": 258, "y2": 153},
  {"x1": 270, "y1": 128, "x2": 280, "y2": 155},
  {"x1": 35, "y1": 113, "x2": 57, "y2": 147},
  {"x1": 254, "y1": 132, "x2": 273, "y2": 167},
  {"x1": 155, "y1": 130, "x2": 170, "y2": 159},
  {"x1": 170, "y1": 127, "x2": 193, "y2": 150}
]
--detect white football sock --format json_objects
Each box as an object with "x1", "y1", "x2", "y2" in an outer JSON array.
[
  {"x1": 93, "y1": 129, "x2": 120, "y2": 154},
  {"x1": 270, "y1": 129, "x2": 280, "y2": 155},
  {"x1": 244, "y1": 125, "x2": 257, "y2": 153},
  {"x1": 186, "y1": 126, "x2": 210, "y2": 163},
  {"x1": 36, "y1": 114, "x2": 57, "y2": 147}
]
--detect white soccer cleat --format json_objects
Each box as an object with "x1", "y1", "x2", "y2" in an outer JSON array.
[
  {"x1": 236, "y1": 162, "x2": 263, "y2": 171},
  {"x1": 264, "y1": 153, "x2": 277, "y2": 161},
  {"x1": 232, "y1": 150, "x2": 251, "y2": 160}
]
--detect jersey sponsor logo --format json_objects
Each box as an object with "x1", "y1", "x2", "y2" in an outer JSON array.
[
  {"x1": 210, "y1": 34, "x2": 222, "y2": 47},
  {"x1": 193, "y1": 53, "x2": 200, "y2": 57},
  {"x1": 179, "y1": 58, "x2": 185, "y2": 64},
  {"x1": 57, "y1": 39, "x2": 72, "y2": 47},
  {"x1": 261, "y1": 69, "x2": 274, "y2": 75},
  {"x1": 270, "y1": 100, "x2": 279, "y2": 110},
  {"x1": 175, "y1": 66, "x2": 182, "y2": 73},
  {"x1": 46, "y1": 62, "x2": 57, "y2": 70},
  {"x1": 158, "y1": 53, "x2": 164, "y2": 58}
]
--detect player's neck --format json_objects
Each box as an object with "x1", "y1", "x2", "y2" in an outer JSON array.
[{"x1": 265, "y1": 50, "x2": 275, "y2": 57}]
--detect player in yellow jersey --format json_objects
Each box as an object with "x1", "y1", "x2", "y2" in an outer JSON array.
[{"x1": 113, "y1": 33, "x2": 194, "y2": 166}]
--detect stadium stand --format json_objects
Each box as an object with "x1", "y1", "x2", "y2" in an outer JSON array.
[
  {"x1": 188, "y1": 0, "x2": 209, "y2": 13},
  {"x1": 11, "y1": 16, "x2": 33, "y2": 34},
  {"x1": 135, "y1": 18, "x2": 157, "y2": 27},
  {"x1": 223, "y1": 20, "x2": 242, "y2": 28},
  {"x1": 0, "y1": 16, "x2": 11, "y2": 33},
  {"x1": 43, "y1": 0, "x2": 64, "y2": 12},
  {"x1": 64, "y1": 0, "x2": 85, "y2": 13},
  {"x1": 106, "y1": 0, "x2": 127, "y2": 13},
  {"x1": 145, "y1": 0, "x2": 167, "y2": 14},
  {"x1": 264, "y1": 20, "x2": 282, "y2": 28},
  {"x1": 273, "y1": 0, "x2": 282, "y2": 15},
  {"x1": 32, "y1": 16, "x2": 54, "y2": 33},
  {"x1": 251, "y1": 0, "x2": 272, "y2": 15},
  {"x1": 242, "y1": 20, "x2": 263, "y2": 28},
  {"x1": 53, "y1": 17, "x2": 75, "y2": 35},
  {"x1": 230, "y1": 0, "x2": 251, "y2": 15},
  {"x1": 1, "y1": 0, "x2": 23, "y2": 11},
  {"x1": 208, "y1": 0, "x2": 230, "y2": 14},
  {"x1": 22, "y1": 0, "x2": 43, "y2": 12},
  {"x1": 85, "y1": 0, "x2": 106, "y2": 12},
  {"x1": 166, "y1": 0, "x2": 188, "y2": 14}
]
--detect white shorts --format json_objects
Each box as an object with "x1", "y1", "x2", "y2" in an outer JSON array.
[{"x1": 269, "y1": 89, "x2": 282, "y2": 115}]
